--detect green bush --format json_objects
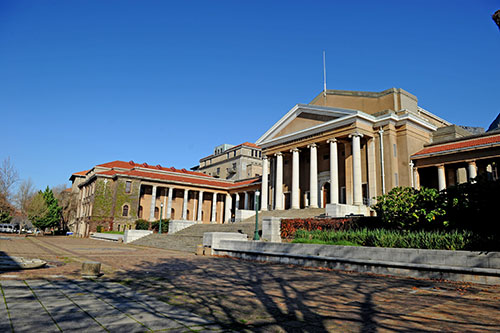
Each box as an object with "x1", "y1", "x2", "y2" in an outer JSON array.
[
  {"x1": 293, "y1": 228, "x2": 480, "y2": 250},
  {"x1": 96, "y1": 225, "x2": 102, "y2": 233},
  {"x1": 135, "y1": 219, "x2": 150, "y2": 230},
  {"x1": 372, "y1": 187, "x2": 447, "y2": 230},
  {"x1": 151, "y1": 219, "x2": 169, "y2": 233}
]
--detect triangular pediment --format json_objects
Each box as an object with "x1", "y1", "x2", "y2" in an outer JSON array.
[{"x1": 256, "y1": 104, "x2": 357, "y2": 145}]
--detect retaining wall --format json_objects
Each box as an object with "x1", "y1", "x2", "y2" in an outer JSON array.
[{"x1": 214, "y1": 240, "x2": 500, "y2": 285}]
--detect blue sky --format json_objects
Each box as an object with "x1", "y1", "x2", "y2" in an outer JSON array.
[{"x1": 1, "y1": 0, "x2": 499, "y2": 191}]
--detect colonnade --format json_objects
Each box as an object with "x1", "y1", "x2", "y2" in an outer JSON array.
[
  {"x1": 261, "y1": 132, "x2": 370, "y2": 211},
  {"x1": 413, "y1": 159, "x2": 497, "y2": 191},
  {"x1": 143, "y1": 185, "x2": 232, "y2": 224}
]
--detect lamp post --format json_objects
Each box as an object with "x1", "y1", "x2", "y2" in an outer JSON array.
[
  {"x1": 159, "y1": 203, "x2": 163, "y2": 234},
  {"x1": 253, "y1": 190, "x2": 260, "y2": 240}
]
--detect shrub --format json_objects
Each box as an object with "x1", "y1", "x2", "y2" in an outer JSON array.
[
  {"x1": 135, "y1": 219, "x2": 150, "y2": 230},
  {"x1": 96, "y1": 225, "x2": 102, "y2": 233},
  {"x1": 372, "y1": 187, "x2": 447, "y2": 230},
  {"x1": 151, "y1": 219, "x2": 169, "y2": 233}
]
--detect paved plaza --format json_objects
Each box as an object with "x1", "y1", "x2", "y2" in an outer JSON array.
[{"x1": 1, "y1": 236, "x2": 500, "y2": 332}]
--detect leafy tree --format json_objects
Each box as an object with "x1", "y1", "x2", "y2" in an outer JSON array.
[
  {"x1": 29, "y1": 187, "x2": 62, "y2": 231},
  {"x1": 0, "y1": 192, "x2": 13, "y2": 224}
]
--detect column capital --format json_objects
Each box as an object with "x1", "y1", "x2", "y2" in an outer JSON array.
[
  {"x1": 290, "y1": 147, "x2": 300, "y2": 153},
  {"x1": 307, "y1": 143, "x2": 318, "y2": 149},
  {"x1": 436, "y1": 164, "x2": 445, "y2": 168},
  {"x1": 274, "y1": 152, "x2": 283, "y2": 157},
  {"x1": 409, "y1": 161, "x2": 414, "y2": 167},
  {"x1": 262, "y1": 155, "x2": 269, "y2": 160},
  {"x1": 326, "y1": 138, "x2": 337, "y2": 144},
  {"x1": 466, "y1": 159, "x2": 476, "y2": 165},
  {"x1": 349, "y1": 132, "x2": 364, "y2": 139}
]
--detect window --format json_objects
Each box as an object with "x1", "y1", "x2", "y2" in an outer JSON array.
[
  {"x1": 393, "y1": 144, "x2": 397, "y2": 157},
  {"x1": 259, "y1": 151, "x2": 261, "y2": 158},
  {"x1": 234, "y1": 151, "x2": 236, "y2": 157},
  {"x1": 154, "y1": 207, "x2": 159, "y2": 219},
  {"x1": 122, "y1": 205, "x2": 129, "y2": 217},
  {"x1": 232, "y1": 162, "x2": 237, "y2": 169},
  {"x1": 138, "y1": 206, "x2": 143, "y2": 218},
  {"x1": 216, "y1": 167, "x2": 220, "y2": 175},
  {"x1": 395, "y1": 173, "x2": 399, "y2": 186},
  {"x1": 125, "y1": 181, "x2": 131, "y2": 193}
]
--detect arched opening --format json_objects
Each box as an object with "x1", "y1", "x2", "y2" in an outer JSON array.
[
  {"x1": 138, "y1": 206, "x2": 143, "y2": 218},
  {"x1": 122, "y1": 205, "x2": 129, "y2": 217},
  {"x1": 154, "y1": 207, "x2": 159, "y2": 219},
  {"x1": 171, "y1": 208, "x2": 176, "y2": 220}
]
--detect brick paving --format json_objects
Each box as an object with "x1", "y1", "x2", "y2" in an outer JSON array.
[{"x1": 1, "y1": 235, "x2": 500, "y2": 332}]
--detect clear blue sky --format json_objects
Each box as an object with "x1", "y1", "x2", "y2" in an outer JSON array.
[{"x1": 1, "y1": 0, "x2": 499, "y2": 191}]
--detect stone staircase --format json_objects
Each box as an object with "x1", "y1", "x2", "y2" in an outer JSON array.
[{"x1": 132, "y1": 208, "x2": 325, "y2": 253}]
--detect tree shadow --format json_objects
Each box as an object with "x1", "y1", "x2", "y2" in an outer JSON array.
[{"x1": 101, "y1": 253, "x2": 499, "y2": 332}]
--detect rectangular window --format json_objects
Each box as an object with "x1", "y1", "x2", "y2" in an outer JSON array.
[
  {"x1": 259, "y1": 151, "x2": 262, "y2": 158},
  {"x1": 395, "y1": 173, "x2": 399, "y2": 186},
  {"x1": 232, "y1": 162, "x2": 237, "y2": 169},
  {"x1": 125, "y1": 181, "x2": 131, "y2": 193},
  {"x1": 216, "y1": 167, "x2": 220, "y2": 175},
  {"x1": 393, "y1": 144, "x2": 397, "y2": 157},
  {"x1": 234, "y1": 151, "x2": 236, "y2": 157}
]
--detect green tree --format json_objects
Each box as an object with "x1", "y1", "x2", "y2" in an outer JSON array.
[{"x1": 29, "y1": 187, "x2": 62, "y2": 231}]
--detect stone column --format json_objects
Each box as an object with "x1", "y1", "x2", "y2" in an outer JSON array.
[
  {"x1": 468, "y1": 160, "x2": 477, "y2": 183},
  {"x1": 414, "y1": 168, "x2": 420, "y2": 190},
  {"x1": 235, "y1": 193, "x2": 240, "y2": 216},
  {"x1": 197, "y1": 191, "x2": 204, "y2": 222},
  {"x1": 409, "y1": 161, "x2": 415, "y2": 188},
  {"x1": 308, "y1": 143, "x2": 318, "y2": 208},
  {"x1": 350, "y1": 133, "x2": 363, "y2": 206},
  {"x1": 182, "y1": 189, "x2": 189, "y2": 220},
  {"x1": 211, "y1": 193, "x2": 217, "y2": 223},
  {"x1": 244, "y1": 191, "x2": 249, "y2": 210},
  {"x1": 149, "y1": 185, "x2": 157, "y2": 221},
  {"x1": 225, "y1": 194, "x2": 232, "y2": 223},
  {"x1": 437, "y1": 164, "x2": 446, "y2": 191},
  {"x1": 291, "y1": 148, "x2": 300, "y2": 209},
  {"x1": 162, "y1": 189, "x2": 167, "y2": 219},
  {"x1": 367, "y1": 138, "x2": 377, "y2": 203},
  {"x1": 327, "y1": 138, "x2": 338, "y2": 204},
  {"x1": 261, "y1": 156, "x2": 268, "y2": 211},
  {"x1": 275, "y1": 152, "x2": 284, "y2": 210},
  {"x1": 166, "y1": 187, "x2": 173, "y2": 219}
]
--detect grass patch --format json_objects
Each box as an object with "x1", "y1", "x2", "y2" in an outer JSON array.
[
  {"x1": 293, "y1": 228, "x2": 488, "y2": 250},
  {"x1": 293, "y1": 238, "x2": 360, "y2": 246}
]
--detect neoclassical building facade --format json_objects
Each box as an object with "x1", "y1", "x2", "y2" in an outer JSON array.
[{"x1": 256, "y1": 88, "x2": 451, "y2": 215}]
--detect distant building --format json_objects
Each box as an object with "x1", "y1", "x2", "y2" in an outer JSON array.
[{"x1": 195, "y1": 142, "x2": 263, "y2": 180}]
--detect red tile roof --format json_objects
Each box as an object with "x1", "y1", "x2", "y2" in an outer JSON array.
[
  {"x1": 96, "y1": 169, "x2": 260, "y2": 189},
  {"x1": 412, "y1": 134, "x2": 500, "y2": 157},
  {"x1": 96, "y1": 160, "x2": 211, "y2": 177},
  {"x1": 72, "y1": 170, "x2": 89, "y2": 176}
]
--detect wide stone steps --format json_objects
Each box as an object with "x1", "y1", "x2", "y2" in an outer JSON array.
[{"x1": 132, "y1": 208, "x2": 325, "y2": 253}]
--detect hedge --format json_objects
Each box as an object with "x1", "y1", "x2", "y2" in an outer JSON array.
[{"x1": 280, "y1": 217, "x2": 378, "y2": 240}]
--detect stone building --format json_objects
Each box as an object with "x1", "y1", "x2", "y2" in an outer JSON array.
[
  {"x1": 194, "y1": 142, "x2": 263, "y2": 180},
  {"x1": 70, "y1": 161, "x2": 261, "y2": 237},
  {"x1": 256, "y1": 88, "x2": 452, "y2": 216}
]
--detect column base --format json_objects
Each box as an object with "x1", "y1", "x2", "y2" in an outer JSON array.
[{"x1": 326, "y1": 203, "x2": 371, "y2": 217}]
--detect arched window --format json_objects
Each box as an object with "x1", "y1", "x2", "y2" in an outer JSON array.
[
  {"x1": 122, "y1": 205, "x2": 129, "y2": 217},
  {"x1": 154, "y1": 207, "x2": 159, "y2": 219},
  {"x1": 171, "y1": 209, "x2": 175, "y2": 219},
  {"x1": 138, "y1": 206, "x2": 143, "y2": 218}
]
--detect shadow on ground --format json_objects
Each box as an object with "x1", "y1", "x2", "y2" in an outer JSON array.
[{"x1": 106, "y1": 255, "x2": 499, "y2": 332}]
